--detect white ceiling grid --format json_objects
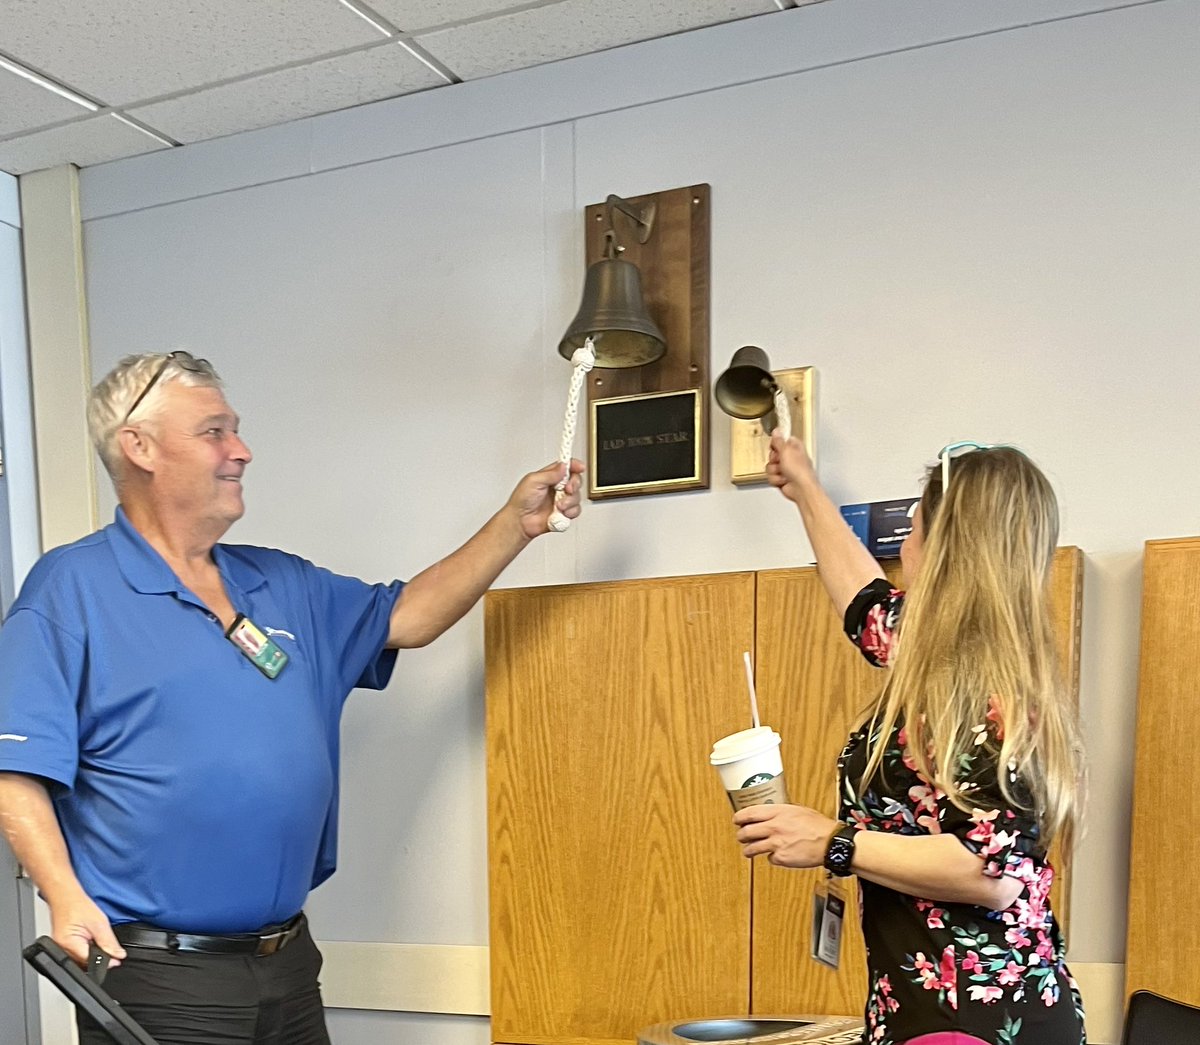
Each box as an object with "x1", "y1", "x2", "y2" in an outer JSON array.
[
  {"x1": 126, "y1": 45, "x2": 447, "y2": 144},
  {"x1": 394, "y1": 0, "x2": 784, "y2": 80},
  {"x1": 0, "y1": 0, "x2": 796, "y2": 176},
  {"x1": 0, "y1": 63, "x2": 85, "y2": 137}
]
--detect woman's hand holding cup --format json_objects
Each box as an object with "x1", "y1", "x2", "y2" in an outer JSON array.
[{"x1": 733, "y1": 803, "x2": 840, "y2": 868}]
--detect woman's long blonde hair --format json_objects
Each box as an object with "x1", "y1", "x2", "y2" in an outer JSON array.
[{"x1": 861, "y1": 446, "x2": 1084, "y2": 855}]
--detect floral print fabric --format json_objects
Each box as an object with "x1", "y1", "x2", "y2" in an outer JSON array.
[{"x1": 839, "y1": 580, "x2": 1085, "y2": 1045}]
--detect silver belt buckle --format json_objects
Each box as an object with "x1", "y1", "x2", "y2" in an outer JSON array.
[{"x1": 255, "y1": 930, "x2": 286, "y2": 957}]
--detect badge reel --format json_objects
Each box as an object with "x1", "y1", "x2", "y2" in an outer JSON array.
[{"x1": 226, "y1": 614, "x2": 289, "y2": 679}]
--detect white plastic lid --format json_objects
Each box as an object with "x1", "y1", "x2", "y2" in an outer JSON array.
[{"x1": 709, "y1": 726, "x2": 781, "y2": 766}]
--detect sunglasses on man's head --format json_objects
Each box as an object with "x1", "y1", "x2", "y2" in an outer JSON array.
[{"x1": 122, "y1": 351, "x2": 211, "y2": 425}]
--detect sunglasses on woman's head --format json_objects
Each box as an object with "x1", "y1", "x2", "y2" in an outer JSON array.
[
  {"x1": 122, "y1": 351, "x2": 212, "y2": 425},
  {"x1": 938, "y1": 440, "x2": 1000, "y2": 492}
]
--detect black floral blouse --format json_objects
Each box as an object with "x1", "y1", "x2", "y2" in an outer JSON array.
[{"x1": 839, "y1": 580, "x2": 1085, "y2": 1045}]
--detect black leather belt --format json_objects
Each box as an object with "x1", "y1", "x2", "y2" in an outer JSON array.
[{"x1": 113, "y1": 913, "x2": 305, "y2": 957}]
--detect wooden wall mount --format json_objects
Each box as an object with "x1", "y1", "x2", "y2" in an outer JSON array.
[
  {"x1": 729, "y1": 366, "x2": 815, "y2": 485},
  {"x1": 580, "y1": 184, "x2": 711, "y2": 498}
]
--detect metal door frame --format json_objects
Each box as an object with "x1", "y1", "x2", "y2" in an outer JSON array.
[{"x1": 1, "y1": 174, "x2": 45, "y2": 1045}]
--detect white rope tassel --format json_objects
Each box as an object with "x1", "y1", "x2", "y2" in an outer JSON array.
[
  {"x1": 772, "y1": 384, "x2": 792, "y2": 442},
  {"x1": 546, "y1": 338, "x2": 596, "y2": 532}
]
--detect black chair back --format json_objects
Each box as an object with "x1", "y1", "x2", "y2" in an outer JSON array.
[{"x1": 1123, "y1": 990, "x2": 1200, "y2": 1045}]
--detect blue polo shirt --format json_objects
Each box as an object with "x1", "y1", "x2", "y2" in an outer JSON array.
[{"x1": 0, "y1": 508, "x2": 402, "y2": 933}]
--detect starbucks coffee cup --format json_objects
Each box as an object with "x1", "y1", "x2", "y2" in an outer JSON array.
[{"x1": 710, "y1": 726, "x2": 789, "y2": 809}]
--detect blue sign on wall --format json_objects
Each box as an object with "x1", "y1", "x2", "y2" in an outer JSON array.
[{"x1": 839, "y1": 498, "x2": 920, "y2": 560}]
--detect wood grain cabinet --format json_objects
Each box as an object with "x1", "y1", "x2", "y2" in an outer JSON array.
[
  {"x1": 485, "y1": 551, "x2": 1082, "y2": 1045},
  {"x1": 1126, "y1": 537, "x2": 1200, "y2": 1005}
]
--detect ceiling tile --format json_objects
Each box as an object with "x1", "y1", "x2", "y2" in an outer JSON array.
[
  {"x1": 416, "y1": 0, "x2": 779, "y2": 79},
  {"x1": 0, "y1": 66, "x2": 93, "y2": 138},
  {"x1": 0, "y1": 115, "x2": 169, "y2": 176},
  {"x1": 365, "y1": 1, "x2": 541, "y2": 33},
  {"x1": 2, "y1": 0, "x2": 387, "y2": 106},
  {"x1": 126, "y1": 43, "x2": 446, "y2": 144}
]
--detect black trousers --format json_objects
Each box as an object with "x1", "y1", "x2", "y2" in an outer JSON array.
[{"x1": 77, "y1": 920, "x2": 330, "y2": 1045}]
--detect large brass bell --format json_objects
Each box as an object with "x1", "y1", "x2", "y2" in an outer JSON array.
[
  {"x1": 559, "y1": 256, "x2": 666, "y2": 368},
  {"x1": 714, "y1": 345, "x2": 780, "y2": 421}
]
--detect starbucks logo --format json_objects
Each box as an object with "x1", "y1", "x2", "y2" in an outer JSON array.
[{"x1": 742, "y1": 772, "x2": 775, "y2": 788}]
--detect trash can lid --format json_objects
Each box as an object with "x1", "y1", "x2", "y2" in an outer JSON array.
[{"x1": 636, "y1": 1014, "x2": 864, "y2": 1045}]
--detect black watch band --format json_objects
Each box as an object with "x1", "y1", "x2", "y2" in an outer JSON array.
[{"x1": 823, "y1": 825, "x2": 857, "y2": 877}]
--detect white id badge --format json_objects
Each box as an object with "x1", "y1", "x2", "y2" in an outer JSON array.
[{"x1": 810, "y1": 879, "x2": 845, "y2": 969}]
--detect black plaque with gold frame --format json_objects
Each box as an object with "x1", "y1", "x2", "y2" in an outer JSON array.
[{"x1": 590, "y1": 389, "x2": 706, "y2": 499}]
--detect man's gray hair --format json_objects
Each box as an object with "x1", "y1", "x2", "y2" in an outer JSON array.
[{"x1": 88, "y1": 353, "x2": 223, "y2": 483}]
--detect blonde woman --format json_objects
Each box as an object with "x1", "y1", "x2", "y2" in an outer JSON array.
[{"x1": 735, "y1": 437, "x2": 1085, "y2": 1045}]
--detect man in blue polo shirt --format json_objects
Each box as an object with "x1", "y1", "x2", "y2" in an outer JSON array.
[{"x1": 0, "y1": 351, "x2": 583, "y2": 1044}]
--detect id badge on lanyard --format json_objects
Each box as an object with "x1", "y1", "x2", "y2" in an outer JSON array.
[
  {"x1": 810, "y1": 877, "x2": 845, "y2": 969},
  {"x1": 226, "y1": 614, "x2": 289, "y2": 679}
]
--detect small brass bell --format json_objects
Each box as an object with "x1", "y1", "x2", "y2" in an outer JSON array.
[{"x1": 714, "y1": 346, "x2": 779, "y2": 420}]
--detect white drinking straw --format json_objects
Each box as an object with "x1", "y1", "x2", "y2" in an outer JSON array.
[{"x1": 742, "y1": 651, "x2": 761, "y2": 730}]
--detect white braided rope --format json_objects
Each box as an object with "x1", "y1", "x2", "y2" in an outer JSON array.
[
  {"x1": 547, "y1": 338, "x2": 596, "y2": 532},
  {"x1": 772, "y1": 384, "x2": 792, "y2": 441}
]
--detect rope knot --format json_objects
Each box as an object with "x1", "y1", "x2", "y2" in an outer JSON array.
[{"x1": 570, "y1": 346, "x2": 595, "y2": 371}]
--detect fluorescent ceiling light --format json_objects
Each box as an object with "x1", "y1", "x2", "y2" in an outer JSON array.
[
  {"x1": 0, "y1": 55, "x2": 99, "y2": 111},
  {"x1": 336, "y1": 0, "x2": 394, "y2": 37}
]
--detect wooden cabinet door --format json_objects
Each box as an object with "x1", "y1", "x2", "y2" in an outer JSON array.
[
  {"x1": 1126, "y1": 537, "x2": 1200, "y2": 1003},
  {"x1": 750, "y1": 563, "x2": 900, "y2": 1017},
  {"x1": 750, "y1": 549, "x2": 1082, "y2": 1016},
  {"x1": 486, "y1": 573, "x2": 756, "y2": 1045}
]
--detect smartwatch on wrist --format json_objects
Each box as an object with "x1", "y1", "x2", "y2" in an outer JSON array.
[{"x1": 824, "y1": 824, "x2": 857, "y2": 877}]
